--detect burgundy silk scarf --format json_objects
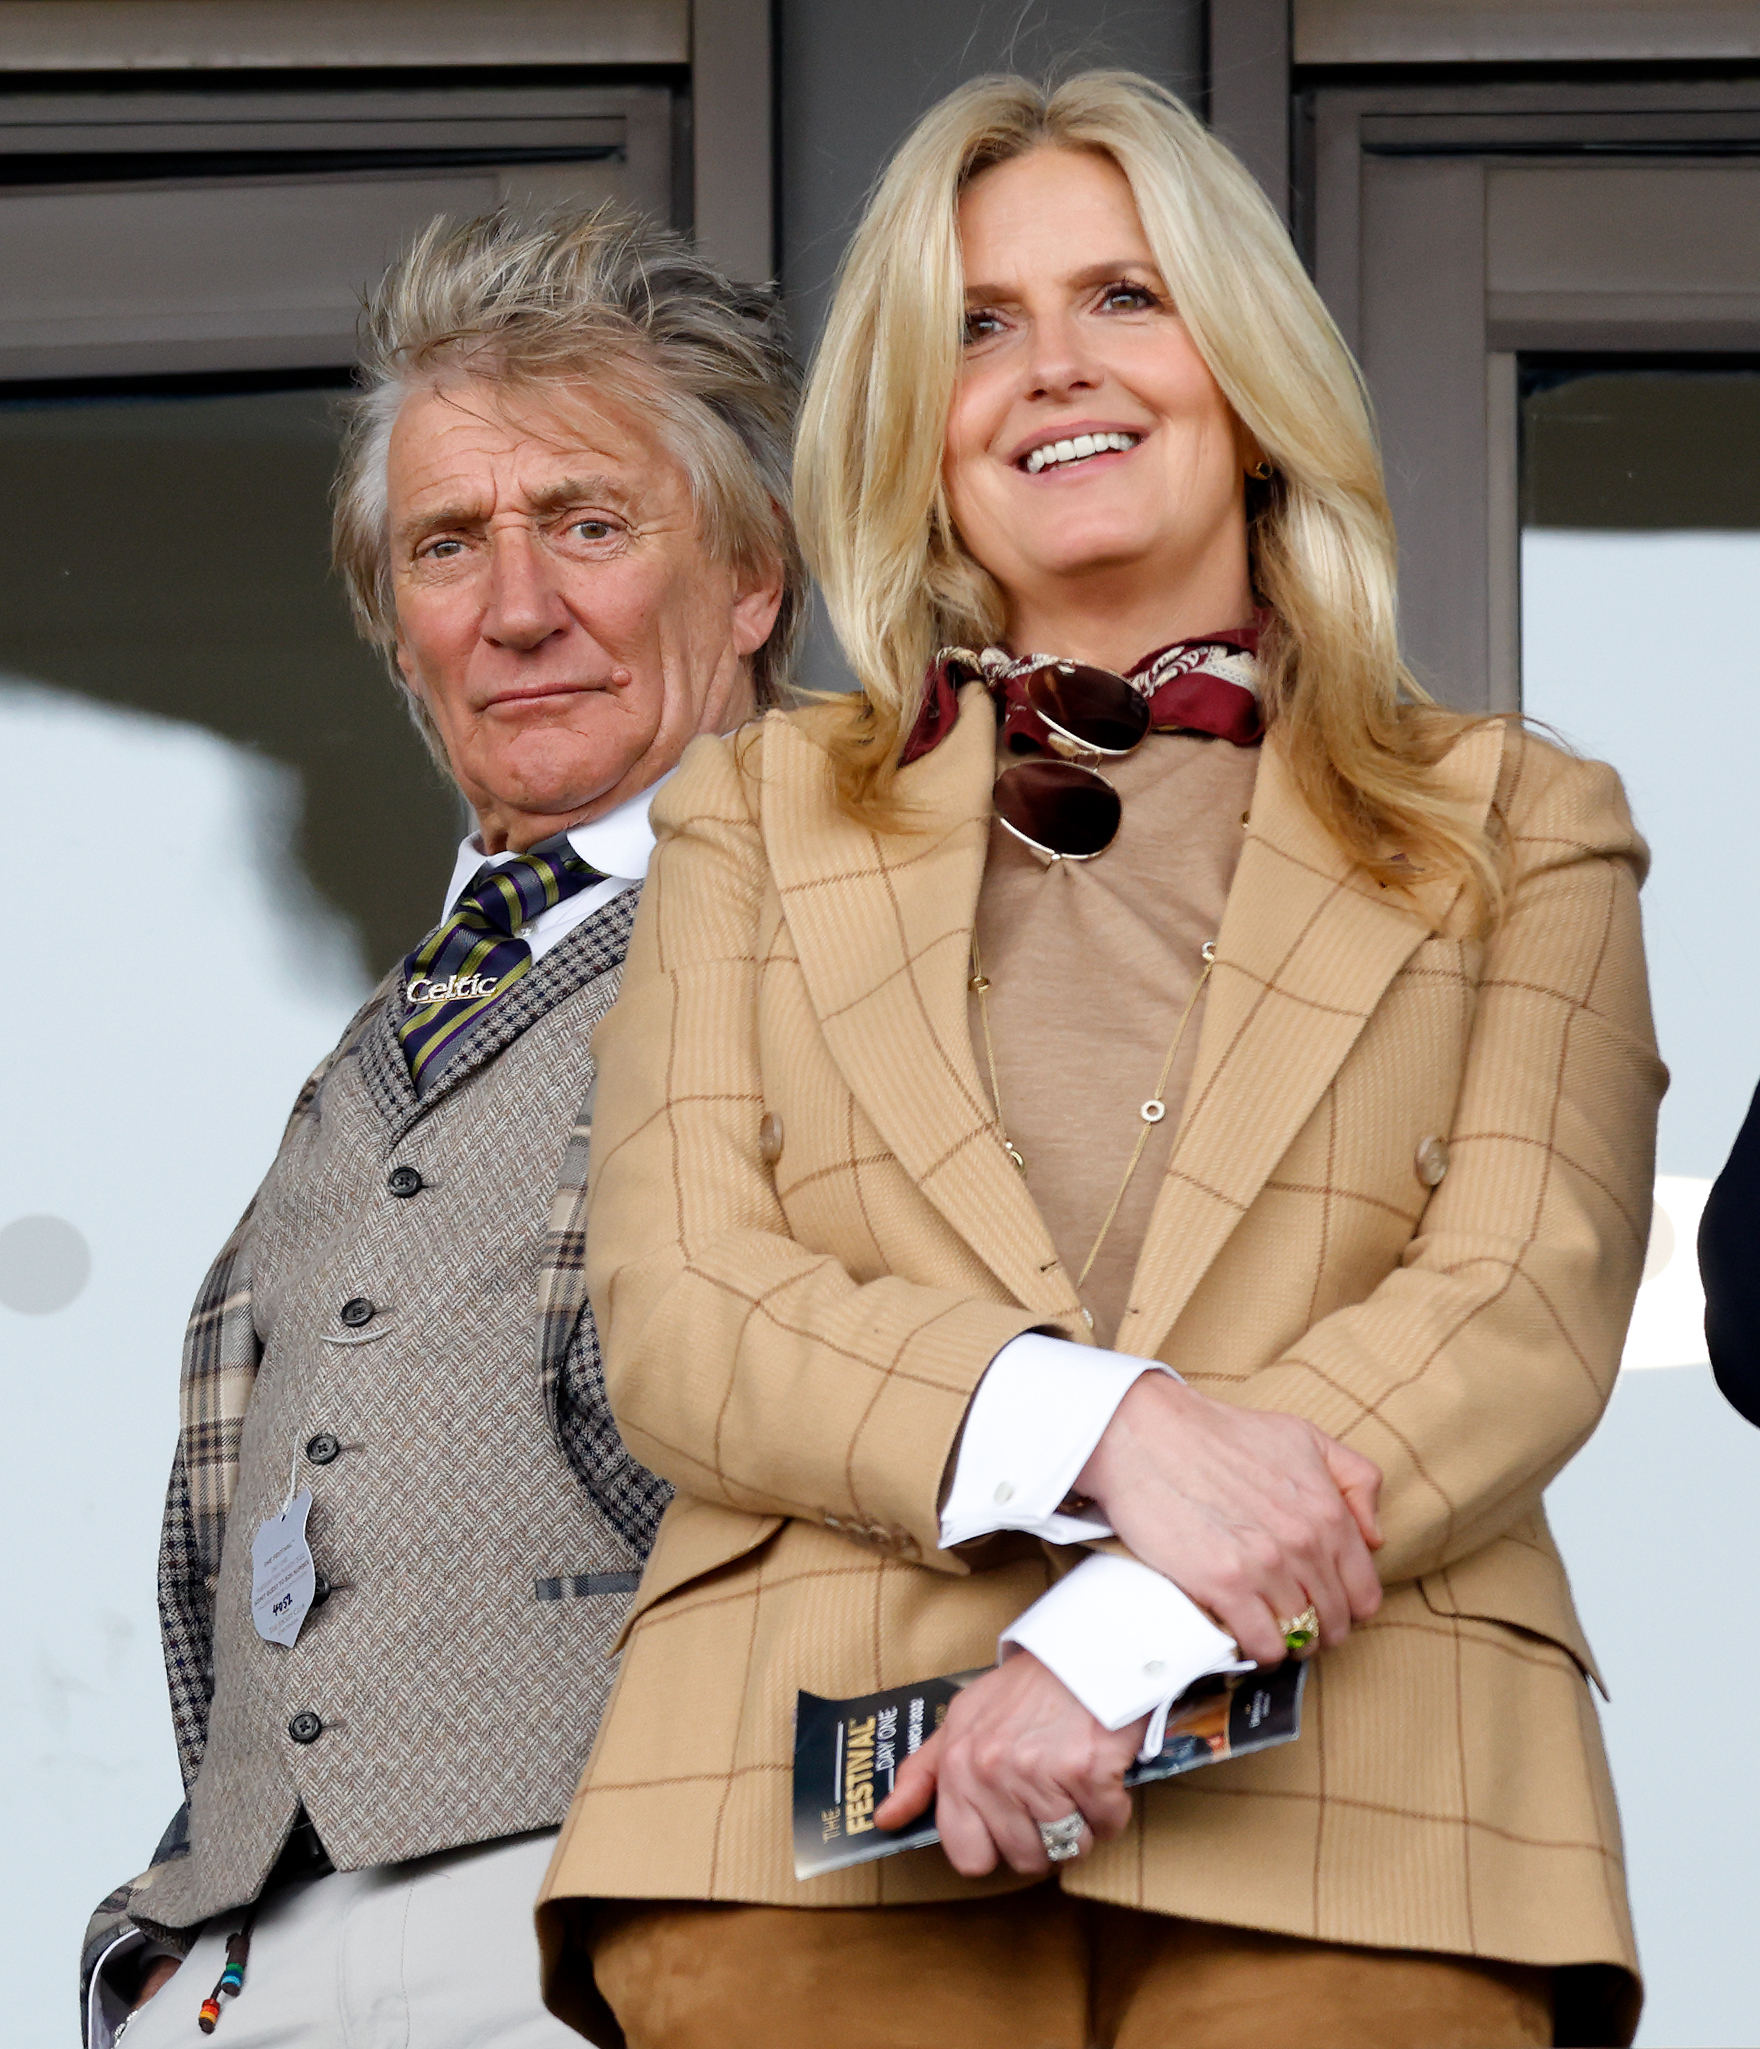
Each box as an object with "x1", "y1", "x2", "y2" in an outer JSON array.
[{"x1": 901, "y1": 615, "x2": 1268, "y2": 765}]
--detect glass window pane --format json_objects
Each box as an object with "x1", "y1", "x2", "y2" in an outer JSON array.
[
  {"x1": 1524, "y1": 359, "x2": 1760, "y2": 2049},
  {"x1": 0, "y1": 380, "x2": 457, "y2": 2044}
]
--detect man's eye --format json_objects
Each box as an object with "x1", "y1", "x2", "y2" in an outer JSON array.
[
  {"x1": 569, "y1": 519, "x2": 618, "y2": 542},
  {"x1": 422, "y1": 537, "x2": 465, "y2": 560}
]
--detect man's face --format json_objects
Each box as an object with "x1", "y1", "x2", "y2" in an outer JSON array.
[{"x1": 388, "y1": 377, "x2": 781, "y2": 851}]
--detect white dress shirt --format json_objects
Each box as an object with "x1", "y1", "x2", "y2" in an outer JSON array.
[
  {"x1": 944, "y1": 1332, "x2": 1244, "y2": 1754},
  {"x1": 438, "y1": 768, "x2": 672, "y2": 951}
]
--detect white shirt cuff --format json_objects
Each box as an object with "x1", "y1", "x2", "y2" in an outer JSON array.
[
  {"x1": 1000, "y1": 1552, "x2": 1250, "y2": 1745},
  {"x1": 938, "y1": 1332, "x2": 1173, "y2": 1549}
]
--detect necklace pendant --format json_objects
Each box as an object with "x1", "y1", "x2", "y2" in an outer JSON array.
[
  {"x1": 1004, "y1": 1139, "x2": 1027, "y2": 1172},
  {"x1": 1140, "y1": 1099, "x2": 1167, "y2": 1124}
]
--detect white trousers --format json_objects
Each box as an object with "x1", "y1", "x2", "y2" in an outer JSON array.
[{"x1": 118, "y1": 1829, "x2": 589, "y2": 2049}]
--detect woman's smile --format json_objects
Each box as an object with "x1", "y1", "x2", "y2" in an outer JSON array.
[{"x1": 1014, "y1": 426, "x2": 1144, "y2": 477}]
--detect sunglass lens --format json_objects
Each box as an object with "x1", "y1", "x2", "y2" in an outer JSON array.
[
  {"x1": 994, "y1": 759, "x2": 1122, "y2": 859},
  {"x1": 1023, "y1": 663, "x2": 1151, "y2": 755}
]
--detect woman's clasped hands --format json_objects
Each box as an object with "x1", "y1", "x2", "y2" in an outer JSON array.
[{"x1": 876, "y1": 1379, "x2": 1384, "y2": 1877}]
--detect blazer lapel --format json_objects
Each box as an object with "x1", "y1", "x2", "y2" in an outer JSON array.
[
  {"x1": 1118, "y1": 725, "x2": 1505, "y2": 1360},
  {"x1": 764, "y1": 693, "x2": 1070, "y2": 1316}
]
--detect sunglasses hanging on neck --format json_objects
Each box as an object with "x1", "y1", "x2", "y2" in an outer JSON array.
[{"x1": 990, "y1": 661, "x2": 1153, "y2": 861}]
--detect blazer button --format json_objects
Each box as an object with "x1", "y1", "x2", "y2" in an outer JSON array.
[
  {"x1": 287, "y1": 1711, "x2": 323, "y2": 1745},
  {"x1": 305, "y1": 1432, "x2": 341, "y2": 1466},
  {"x1": 339, "y1": 1297, "x2": 375, "y2": 1328},
  {"x1": 758, "y1": 1113, "x2": 784, "y2": 1166},
  {"x1": 1415, "y1": 1135, "x2": 1450, "y2": 1187},
  {"x1": 386, "y1": 1165, "x2": 423, "y2": 1198}
]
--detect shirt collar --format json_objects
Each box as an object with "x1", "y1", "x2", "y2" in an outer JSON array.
[{"x1": 440, "y1": 766, "x2": 674, "y2": 920}]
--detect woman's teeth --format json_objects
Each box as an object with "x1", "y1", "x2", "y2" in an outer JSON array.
[{"x1": 1022, "y1": 431, "x2": 1138, "y2": 475}]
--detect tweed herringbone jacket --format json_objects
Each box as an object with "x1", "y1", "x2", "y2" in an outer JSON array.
[{"x1": 540, "y1": 690, "x2": 1662, "y2": 2047}]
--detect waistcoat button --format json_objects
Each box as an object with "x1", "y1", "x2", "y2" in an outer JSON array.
[
  {"x1": 305, "y1": 1432, "x2": 340, "y2": 1466},
  {"x1": 310, "y1": 1573, "x2": 332, "y2": 1608},
  {"x1": 339, "y1": 1297, "x2": 375, "y2": 1327},
  {"x1": 386, "y1": 1165, "x2": 423, "y2": 1198},
  {"x1": 1415, "y1": 1136, "x2": 1450, "y2": 1188},
  {"x1": 287, "y1": 1711, "x2": 323, "y2": 1745},
  {"x1": 758, "y1": 1113, "x2": 784, "y2": 1166}
]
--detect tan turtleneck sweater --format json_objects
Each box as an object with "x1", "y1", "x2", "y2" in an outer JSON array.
[{"x1": 968, "y1": 731, "x2": 1262, "y2": 1344}]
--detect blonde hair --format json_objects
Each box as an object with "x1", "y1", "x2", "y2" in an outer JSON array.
[
  {"x1": 334, "y1": 206, "x2": 804, "y2": 753},
  {"x1": 795, "y1": 71, "x2": 1500, "y2": 918}
]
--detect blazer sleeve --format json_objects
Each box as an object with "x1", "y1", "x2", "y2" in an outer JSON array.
[
  {"x1": 586, "y1": 730, "x2": 1045, "y2": 1566},
  {"x1": 1227, "y1": 733, "x2": 1666, "y2": 1584},
  {"x1": 1701, "y1": 1076, "x2": 1760, "y2": 1425}
]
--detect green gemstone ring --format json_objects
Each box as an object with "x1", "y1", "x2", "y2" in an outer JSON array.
[{"x1": 1281, "y1": 1605, "x2": 1320, "y2": 1653}]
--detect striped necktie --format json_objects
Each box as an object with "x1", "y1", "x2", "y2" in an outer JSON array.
[{"x1": 397, "y1": 840, "x2": 602, "y2": 1092}]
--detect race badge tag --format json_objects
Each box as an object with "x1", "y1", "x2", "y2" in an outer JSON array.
[{"x1": 251, "y1": 1488, "x2": 317, "y2": 1648}]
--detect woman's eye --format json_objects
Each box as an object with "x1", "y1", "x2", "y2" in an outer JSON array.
[
  {"x1": 1099, "y1": 282, "x2": 1157, "y2": 313},
  {"x1": 962, "y1": 308, "x2": 1007, "y2": 345}
]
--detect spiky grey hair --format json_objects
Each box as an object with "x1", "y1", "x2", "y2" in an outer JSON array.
[{"x1": 333, "y1": 205, "x2": 803, "y2": 751}]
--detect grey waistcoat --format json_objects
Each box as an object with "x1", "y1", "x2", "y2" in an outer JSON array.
[{"x1": 144, "y1": 909, "x2": 638, "y2": 1931}]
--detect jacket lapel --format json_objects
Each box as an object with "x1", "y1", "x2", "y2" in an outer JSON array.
[
  {"x1": 1118, "y1": 725, "x2": 1505, "y2": 1360},
  {"x1": 764, "y1": 693, "x2": 1070, "y2": 1317}
]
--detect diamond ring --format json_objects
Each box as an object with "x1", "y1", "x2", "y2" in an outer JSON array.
[{"x1": 1038, "y1": 1812, "x2": 1086, "y2": 1862}]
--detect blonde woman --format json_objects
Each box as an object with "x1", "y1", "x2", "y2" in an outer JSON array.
[{"x1": 539, "y1": 73, "x2": 1661, "y2": 2049}]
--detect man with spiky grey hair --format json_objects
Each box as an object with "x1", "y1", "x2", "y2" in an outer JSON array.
[{"x1": 80, "y1": 207, "x2": 801, "y2": 2049}]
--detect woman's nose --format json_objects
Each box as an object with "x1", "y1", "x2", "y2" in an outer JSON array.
[{"x1": 1023, "y1": 310, "x2": 1102, "y2": 401}]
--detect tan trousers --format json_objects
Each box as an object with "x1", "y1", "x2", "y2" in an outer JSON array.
[{"x1": 585, "y1": 1888, "x2": 1553, "y2": 2049}]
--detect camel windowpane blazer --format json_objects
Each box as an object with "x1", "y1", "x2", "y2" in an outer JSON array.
[{"x1": 541, "y1": 688, "x2": 1662, "y2": 2045}]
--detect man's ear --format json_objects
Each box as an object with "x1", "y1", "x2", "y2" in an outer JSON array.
[
  {"x1": 730, "y1": 555, "x2": 786, "y2": 659},
  {"x1": 394, "y1": 637, "x2": 429, "y2": 709}
]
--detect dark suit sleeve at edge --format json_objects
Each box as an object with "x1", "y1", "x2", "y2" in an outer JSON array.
[{"x1": 1700, "y1": 1074, "x2": 1760, "y2": 1426}]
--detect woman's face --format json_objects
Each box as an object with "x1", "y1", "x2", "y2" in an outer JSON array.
[{"x1": 944, "y1": 146, "x2": 1257, "y2": 650}]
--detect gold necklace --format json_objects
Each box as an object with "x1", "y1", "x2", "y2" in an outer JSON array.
[{"x1": 969, "y1": 937, "x2": 1216, "y2": 1294}]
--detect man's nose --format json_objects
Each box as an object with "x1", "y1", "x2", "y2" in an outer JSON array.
[{"x1": 482, "y1": 526, "x2": 570, "y2": 651}]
